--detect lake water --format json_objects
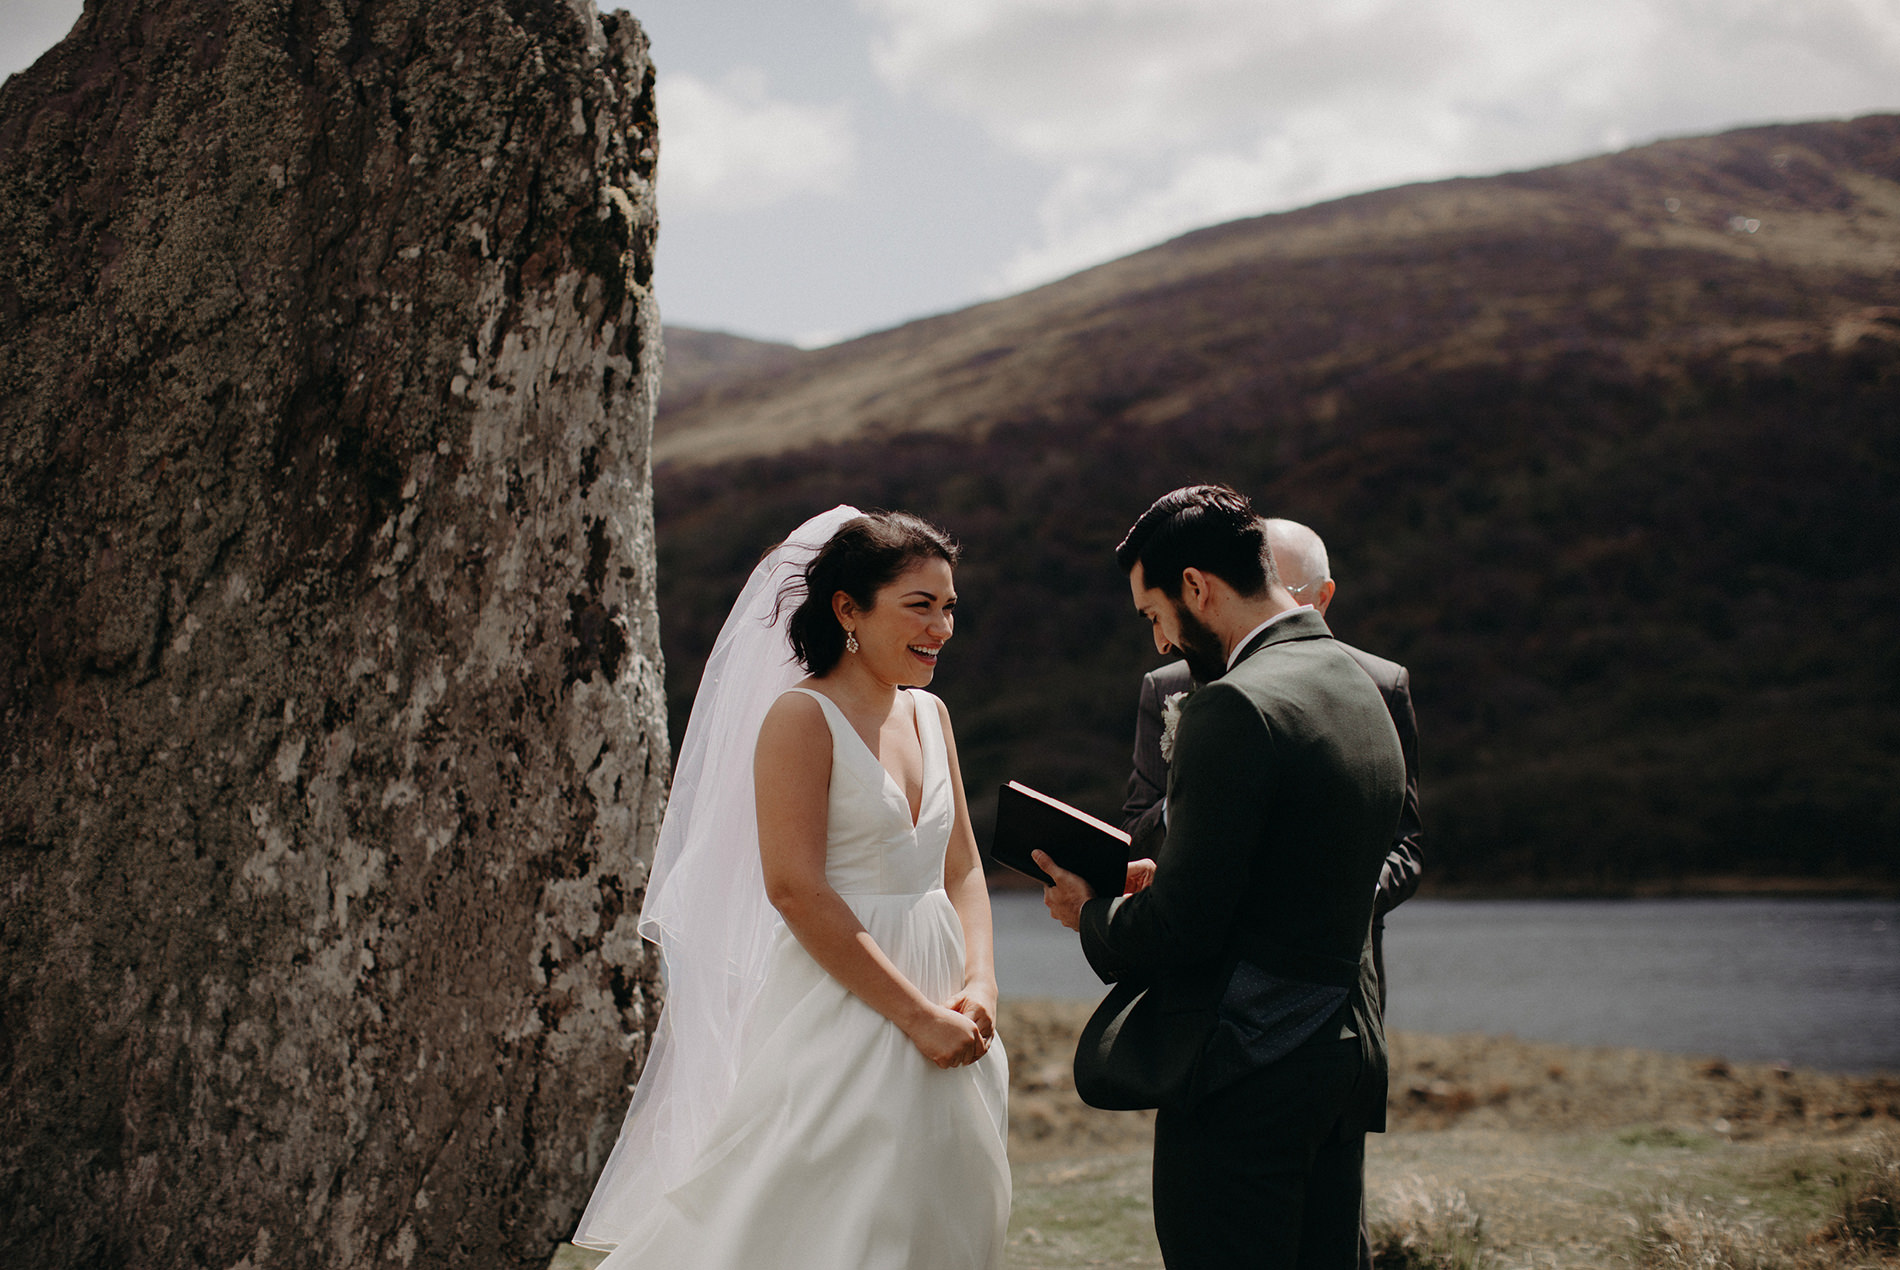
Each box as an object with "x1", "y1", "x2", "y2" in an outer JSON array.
[{"x1": 991, "y1": 894, "x2": 1900, "y2": 1074}]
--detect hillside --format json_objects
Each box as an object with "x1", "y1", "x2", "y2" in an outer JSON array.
[
  {"x1": 651, "y1": 116, "x2": 1900, "y2": 890},
  {"x1": 658, "y1": 326, "x2": 803, "y2": 410}
]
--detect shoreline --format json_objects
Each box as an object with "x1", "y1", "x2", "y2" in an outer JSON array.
[{"x1": 1000, "y1": 999, "x2": 1900, "y2": 1163}]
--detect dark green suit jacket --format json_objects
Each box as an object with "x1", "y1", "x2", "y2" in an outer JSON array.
[{"x1": 1078, "y1": 608, "x2": 1404, "y2": 1127}]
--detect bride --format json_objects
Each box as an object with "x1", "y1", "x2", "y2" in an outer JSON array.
[{"x1": 574, "y1": 506, "x2": 1010, "y2": 1269}]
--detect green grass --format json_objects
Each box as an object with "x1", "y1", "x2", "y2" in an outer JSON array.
[
  {"x1": 1619, "y1": 1125, "x2": 1713, "y2": 1151},
  {"x1": 1005, "y1": 1153, "x2": 1162, "y2": 1268}
]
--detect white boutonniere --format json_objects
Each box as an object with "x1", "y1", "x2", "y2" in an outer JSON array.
[{"x1": 1159, "y1": 690, "x2": 1193, "y2": 764}]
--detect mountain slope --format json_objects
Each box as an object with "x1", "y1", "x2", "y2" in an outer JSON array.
[
  {"x1": 658, "y1": 326, "x2": 803, "y2": 410},
  {"x1": 658, "y1": 115, "x2": 1900, "y2": 468},
  {"x1": 652, "y1": 116, "x2": 1900, "y2": 890}
]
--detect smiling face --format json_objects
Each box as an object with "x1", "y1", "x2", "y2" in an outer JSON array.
[{"x1": 836, "y1": 555, "x2": 957, "y2": 687}]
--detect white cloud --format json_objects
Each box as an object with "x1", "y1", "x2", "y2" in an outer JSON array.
[
  {"x1": 860, "y1": 0, "x2": 1900, "y2": 292},
  {"x1": 657, "y1": 70, "x2": 857, "y2": 215},
  {"x1": 995, "y1": 117, "x2": 1455, "y2": 291}
]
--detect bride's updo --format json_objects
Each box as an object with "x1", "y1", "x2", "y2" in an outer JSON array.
[{"x1": 782, "y1": 511, "x2": 960, "y2": 675}]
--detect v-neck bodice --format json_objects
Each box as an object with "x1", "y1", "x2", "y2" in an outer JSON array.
[{"x1": 787, "y1": 687, "x2": 954, "y2": 897}]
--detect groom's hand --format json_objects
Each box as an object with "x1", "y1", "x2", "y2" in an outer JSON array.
[
  {"x1": 1031, "y1": 850, "x2": 1093, "y2": 931},
  {"x1": 1124, "y1": 858, "x2": 1157, "y2": 894}
]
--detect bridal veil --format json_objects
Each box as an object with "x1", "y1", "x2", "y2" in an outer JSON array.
[{"x1": 573, "y1": 504, "x2": 861, "y2": 1250}]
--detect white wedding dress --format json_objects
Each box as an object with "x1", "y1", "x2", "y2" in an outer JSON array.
[{"x1": 593, "y1": 686, "x2": 1010, "y2": 1270}]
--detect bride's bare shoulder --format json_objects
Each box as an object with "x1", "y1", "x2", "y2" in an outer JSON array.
[
  {"x1": 758, "y1": 684, "x2": 830, "y2": 741},
  {"x1": 755, "y1": 689, "x2": 832, "y2": 793},
  {"x1": 912, "y1": 688, "x2": 956, "y2": 736}
]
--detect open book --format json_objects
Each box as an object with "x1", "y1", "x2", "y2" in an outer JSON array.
[{"x1": 990, "y1": 781, "x2": 1131, "y2": 899}]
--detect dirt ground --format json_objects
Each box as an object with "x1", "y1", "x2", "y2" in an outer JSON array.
[{"x1": 552, "y1": 1000, "x2": 1900, "y2": 1269}]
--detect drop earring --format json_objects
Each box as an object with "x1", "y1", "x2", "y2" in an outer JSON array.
[{"x1": 845, "y1": 630, "x2": 860, "y2": 654}]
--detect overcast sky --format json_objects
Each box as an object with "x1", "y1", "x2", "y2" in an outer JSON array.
[{"x1": 6, "y1": 0, "x2": 1900, "y2": 345}]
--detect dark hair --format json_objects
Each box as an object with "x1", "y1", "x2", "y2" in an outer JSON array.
[
  {"x1": 782, "y1": 511, "x2": 961, "y2": 675},
  {"x1": 1114, "y1": 484, "x2": 1275, "y2": 598}
]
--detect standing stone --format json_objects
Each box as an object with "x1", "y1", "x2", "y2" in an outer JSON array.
[{"x1": 0, "y1": 3, "x2": 667, "y2": 1267}]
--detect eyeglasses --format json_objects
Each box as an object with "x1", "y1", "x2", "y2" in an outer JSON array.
[{"x1": 1285, "y1": 578, "x2": 1330, "y2": 598}]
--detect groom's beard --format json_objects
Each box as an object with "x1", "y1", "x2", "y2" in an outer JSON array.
[{"x1": 1170, "y1": 602, "x2": 1228, "y2": 684}]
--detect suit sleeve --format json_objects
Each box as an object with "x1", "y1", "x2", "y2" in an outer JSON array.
[
  {"x1": 1374, "y1": 667, "x2": 1425, "y2": 920},
  {"x1": 1083, "y1": 684, "x2": 1272, "y2": 981},
  {"x1": 1118, "y1": 671, "x2": 1169, "y2": 841}
]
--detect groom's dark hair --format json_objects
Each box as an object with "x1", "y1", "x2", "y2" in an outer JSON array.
[{"x1": 1116, "y1": 485, "x2": 1275, "y2": 599}]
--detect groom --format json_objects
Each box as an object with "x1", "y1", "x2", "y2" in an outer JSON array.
[
  {"x1": 1035, "y1": 485, "x2": 1405, "y2": 1269},
  {"x1": 1122, "y1": 516, "x2": 1425, "y2": 1016}
]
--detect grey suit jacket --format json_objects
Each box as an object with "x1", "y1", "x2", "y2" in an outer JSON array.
[
  {"x1": 1121, "y1": 641, "x2": 1424, "y2": 924},
  {"x1": 1082, "y1": 610, "x2": 1405, "y2": 1125}
]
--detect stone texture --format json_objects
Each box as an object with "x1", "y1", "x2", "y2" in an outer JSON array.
[{"x1": 0, "y1": 3, "x2": 667, "y2": 1266}]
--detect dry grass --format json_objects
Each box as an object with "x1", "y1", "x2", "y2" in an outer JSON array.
[
  {"x1": 1369, "y1": 1182, "x2": 1494, "y2": 1269},
  {"x1": 1633, "y1": 1197, "x2": 1813, "y2": 1269},
  {"x1": 1818, "y1": 1131, "x2": 1900, "y2": 1258},
  {"x1": 1622, "y1": 1131, "x2": 1900, "y2": 1270},
  {"x1": 997, "y1": 1001, "x2": 1900, "y2": 1269},
  {"x1": 996, "y1": 1001, "x2": 1900, "y2": 1153},
  {"x1": 547, "y1": 1007, "x2": 1898, "y2": 1269},
  {"x1": 1381, "y1": 1033, "x2": 1900, "y2": 1140}
]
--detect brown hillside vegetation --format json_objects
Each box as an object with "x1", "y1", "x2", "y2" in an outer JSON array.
[
  {"x1": 659, "y1": 327, "x2": 802, "y2": 409},
  {"x1": 652, "y1": 116, "x2": 1900, "y2": 891},
  {"x1": 657, "y1": 115, "x2": 1900, "y2": 467}
]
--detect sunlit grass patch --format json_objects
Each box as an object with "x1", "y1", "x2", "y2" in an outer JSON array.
[
  {"x1": 1621, "y1": 1125, "x2": 1713, "y2": 1151},
  {"x1": 1632, "y1": 1195, "x2": 1809, "y2": 1270},
  {"x1": 1006, "y1": 1152, "x2": 1162, "y2": 1268},
  {"x1": 1630, "y1": 1136, "x2": 1900, "y2": 1270},
  {"x1": 1368, "y1": 1180, "x2": 1493, "y2": 1270}
]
